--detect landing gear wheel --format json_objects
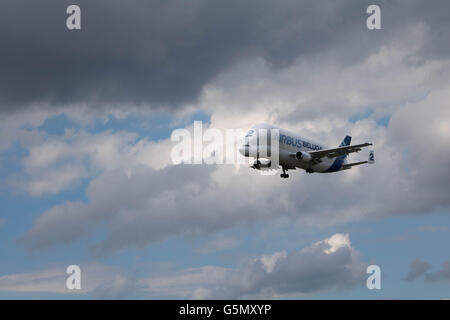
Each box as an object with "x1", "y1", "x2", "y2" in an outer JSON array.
[{"x1": 280, "y1": 166, "x2": 289, "y2": 179}]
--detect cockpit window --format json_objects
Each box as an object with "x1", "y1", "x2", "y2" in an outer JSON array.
[{"x1": 245, "y1": 129, "x2": 255, "y2": 137}]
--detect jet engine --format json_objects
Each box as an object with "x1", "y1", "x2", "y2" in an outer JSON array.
[
  {"x1": 295, "y1": 151, "x2": 312, "y2": 162},
  {"x1": 251, "y1": 159, "x2": 271, "y2": 170}
]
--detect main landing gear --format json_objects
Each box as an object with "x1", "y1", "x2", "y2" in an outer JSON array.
[{"x1": 280, "y1": 166, "x2": 289, "y2": 179}]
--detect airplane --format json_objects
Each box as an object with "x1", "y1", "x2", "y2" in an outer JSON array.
[{"x1": 238, "y1": 123, "x2": 374, "y2": 178}]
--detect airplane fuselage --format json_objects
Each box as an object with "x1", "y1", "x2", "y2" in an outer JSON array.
[{"x1": 239, "y1": 123, "x2": 348, "y2": 173}]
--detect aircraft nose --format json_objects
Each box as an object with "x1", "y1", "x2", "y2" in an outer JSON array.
[{"x1": 239, "y1": 145, "x2": 247, "y2": 156}]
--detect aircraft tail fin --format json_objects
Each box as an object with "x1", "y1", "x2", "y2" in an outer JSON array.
[
  {"x1": 339, "y1": 135, "x2": 352, "y2": 147},
  {"x1": 338, "y1": 136, "x2": 352, "y2": 161}
]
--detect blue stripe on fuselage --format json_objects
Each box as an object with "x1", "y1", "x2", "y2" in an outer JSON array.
[
  {"x1": 326, "y1": 135, "x2": 351, "y2": 172},
  {"x1": 325, "y1": 155, "x2": 345, "y2": 172}
]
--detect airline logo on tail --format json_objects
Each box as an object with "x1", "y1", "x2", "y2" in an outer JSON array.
[{"x1": 339, "y1": 136, "x2": 352, "y2": 147}]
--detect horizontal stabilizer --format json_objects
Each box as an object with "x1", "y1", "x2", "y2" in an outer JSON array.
[{"x1": 341, "y1": 161, "x2": 368, "y2": 170}]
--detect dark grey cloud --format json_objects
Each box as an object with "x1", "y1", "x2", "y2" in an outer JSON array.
[
  {"x1": 2, "y1": 0, "x2": 450, "y2": 113},
  {"x1": 404, "y1": 259, "x2": 431, "y2": 281}
]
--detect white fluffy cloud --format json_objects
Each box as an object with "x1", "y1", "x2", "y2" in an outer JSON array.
[
  {"x1": 9, "y1": 129, "x2": 175, "y2": 196},
  {"x1": 140, "y1": 233, "x2": 366, "y2": 299},
  {"x1": 205, "y1": 233, "x2": 366, "y2": 299}
]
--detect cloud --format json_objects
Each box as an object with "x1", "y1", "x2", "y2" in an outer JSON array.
[
  {"x1": 202, "y1": 35, "x2": 435, "y2": 129},
  {"x1": 425, "y1": 262, "x2": 450, "y2": 283},
  {"x1": 197, "y1": 235, "x2": 240, "y2": 254},
  {"x1": 218, "y1": 233, "x2": 366, "y2": 298},
  {"x1": 18, "y1": 85, "x2": 450, "y2": 254},
  {"x1": 17, "y1": 164, "x2": 281, "y2": 254},
  {"x1": 8, "y1": 129, "x2": 175, "y2": 196},
  {"x1": 90, "y1": 273, "x2": 146, "y2": 299},
  {"x1": 0, "y1": 267, "x2": 69, "y2": 294},
  {"x1": 0, "y1": 107, "x2": 51, "y2": 152},
  {"x1": 404, "y1": 259, "x2": 431, "y2": 281},
  {"x1": 146, "y1": 233, "x2": 367, "y2": 299},
  {"x1": 16, "y1": 50, "x2": 450, "y2": 254},
  {"x1": 143, "y1": 265, "x2": 229, "y2": 299},
  {"x1": 0, "y1": 264, "x2": 115, "y2": 294},
  {"x1": 4, "y1": 234, "x2": 367, "y2": 298},
  {"x1": 260, "y1": 251, "x2": 288, "y2": 273},
  {"x1": 2, "y1": 0, "x2": 450, "y2": 113},
  {"x1": 3, "y1": 1, "x2": 450, "y2": 300},
  {"x1": 404, "y1": 259, "x2": 450, "y2": 285},
  {"x1": 7, "y1": 1, "x2": 450, "y2": 257}
]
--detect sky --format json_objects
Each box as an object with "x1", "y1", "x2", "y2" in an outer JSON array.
[{"x1": 0, "y1": 0, "x2": 450, "y2": 299}]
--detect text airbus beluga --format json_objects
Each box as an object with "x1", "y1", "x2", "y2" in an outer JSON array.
[{"x1": 239, "y1": 123, "x2": 374, "y2": 179}]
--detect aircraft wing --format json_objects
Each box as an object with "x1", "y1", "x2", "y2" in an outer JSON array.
[{"x1": 309, "y1": 143, "x2": 372, "y2": 160}]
